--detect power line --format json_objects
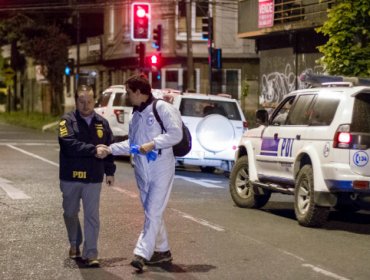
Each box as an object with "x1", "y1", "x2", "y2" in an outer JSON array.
[{"x1": 0, "y1": 0, "x2": 239, "y2": 13}]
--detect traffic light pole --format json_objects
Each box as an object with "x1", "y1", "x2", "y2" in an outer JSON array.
[
  {"x1": 186, "y1": 0, "x2": 194, "y2": 92},
  {"x1": 208, "y1": 14, "x2": 213, "y2": 95},
  {"x1": 138, "y1": 42, "x2": 146, "y2": 70}
]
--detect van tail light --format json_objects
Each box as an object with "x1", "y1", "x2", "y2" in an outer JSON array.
[
  {"x1": 243, "y1": 121, "x2": 248, "y2": 129},
  {"x1": 114, "y1": 109, "x2": 124, "y2": 123},
  {"x1": 333, "y1": 124, "x2": 352, "y2": 148}
]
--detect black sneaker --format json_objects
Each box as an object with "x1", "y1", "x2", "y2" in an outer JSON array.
[
  {"x1": 85, "y1": 258, "x2": 100, "y2": 268},
  {"x1": 130, "y1": 255, "x2": 147, "y2": 271},
  {"x1": 69, "y1": 247, "x2": 81, "y2": 259},
  {"x1": 146, "y1": 250, "x2": 173, "y2": 265}
]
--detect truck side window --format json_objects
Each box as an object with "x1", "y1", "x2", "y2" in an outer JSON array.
[
  {"x1": 308, "y1": 96, "x2": 340, "y2": 126},
  {"x1": 271, "y1": 96, "x2": 295, "y2": 126},
  {"x1": 287, "y1": 94, "x2": 315, "y2": 125}
]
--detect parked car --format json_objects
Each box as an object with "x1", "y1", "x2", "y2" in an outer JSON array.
[
  {"x1": 94, "y1": 85, "x2": 133, "y2": 142},
  {"x1": 170, "y1": 93, "x2": 247, "y2": 173},
  {"x1": 229, "y1": 82, "x2": 370, "y2": 227}
]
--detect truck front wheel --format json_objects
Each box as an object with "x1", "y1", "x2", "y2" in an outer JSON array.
[{"x1": 229, "y1": 156, "x2": 270, "y2": 208}]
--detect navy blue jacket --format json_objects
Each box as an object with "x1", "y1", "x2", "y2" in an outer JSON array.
[{"x1": 58, "y1": 110, "x2": 116, "y2": 183}]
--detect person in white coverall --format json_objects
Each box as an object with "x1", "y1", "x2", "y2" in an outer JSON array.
[{"x1": 97, "y1": 74, "x2": 182, "y2": 271}]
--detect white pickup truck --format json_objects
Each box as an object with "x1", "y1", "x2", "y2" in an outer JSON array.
[{"x1": 229, "y1": 83, "x2": 370, "y2": 227}]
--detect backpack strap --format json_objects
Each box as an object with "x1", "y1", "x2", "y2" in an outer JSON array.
[
  {"x1": 153, "y1": 99, "x2": 167, "y2": 132},
  {"x1": 152, "y1": 99, "x2": 166, "y2": 155}
]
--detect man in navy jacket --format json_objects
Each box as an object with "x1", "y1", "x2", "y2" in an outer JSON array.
[{"x1": 59, "y1": 85, "x2": 116, "y2": 267}]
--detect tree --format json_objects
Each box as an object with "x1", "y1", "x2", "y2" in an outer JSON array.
[
  {"x1": 0, "y1": 14, "x2": 30, "y2": 111},
  {"x1": 316, "y1": 0, "x2": 370, "y2": 77},
  {"x1": 0, "y1": 14, "x2": 70, "y2": 115},
  {"x1": 21, "y1": 24, "x2": 70, "y2": 115}
]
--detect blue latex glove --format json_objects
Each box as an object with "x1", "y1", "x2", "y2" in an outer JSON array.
[
  {"x1": 130, "y1": 144, "x2": 141, "y2": 155},
  {"x1": 146, "y1": 150, "x2": 157, "y2": 162},
  {"x1": 130, "y1": 144, "x2": 157, "y2": 162}
]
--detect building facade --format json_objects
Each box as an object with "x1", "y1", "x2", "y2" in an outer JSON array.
[
  {"x1": 65, "y1": 0, "x2": 259, "y2": 113},
  {"x1": 238, "y1": 0, "x2": 336, "y2": 108}
]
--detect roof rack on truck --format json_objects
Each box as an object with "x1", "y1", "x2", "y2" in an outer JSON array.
[{"x1": 299, "y1": 72, "x2": 370, "y2": 87}]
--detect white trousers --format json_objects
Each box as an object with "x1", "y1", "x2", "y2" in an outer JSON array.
[{"x1": 133, "y1": 154, "x2": 175, "y2": 260}]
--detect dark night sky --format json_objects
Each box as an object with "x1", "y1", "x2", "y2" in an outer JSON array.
[{"x1": 0, "y1": 0, "x2": 105, "y2": 43}]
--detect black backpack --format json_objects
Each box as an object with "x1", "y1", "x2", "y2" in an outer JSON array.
[{"x1": 152, "y1": 99, "x2": 192, "y2": 157}]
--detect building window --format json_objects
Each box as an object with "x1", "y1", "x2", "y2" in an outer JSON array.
[
  {"x1": 184, "y1": 69, "x2": 200, "y2": 92},
  {"x1": 176, "y1": 0, "x2": 210, "y2": 41},
  {"x1": 165, "y1": 70, "x2": 179, "y2": 90},
  {"x1": 162, "y1": 68, "x2": 200, "y2": 92},
  {"x1": 211, "y1": 69, "x2": 241, "y2": 99}
]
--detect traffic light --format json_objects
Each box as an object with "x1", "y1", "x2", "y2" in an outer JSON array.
[
  {"x1": 202, "y1": 17, "x2": 213, "y2": 40},
  {"x1": 147, "y1": 53, "x2": 161, "y2": 71},
  {"x1": 152, "y1": 24, "x2": 162, "y2": 51},
  {"x1": 64, "y1": 58, "x2": 74, "y2": 76},
  {"x1": 211, "y1": 48, "x2": 222, "y2": 69},
  {"x1": 149, "y1": 53, "x2": 160, "y2": 67},
  {"x1": 131, "y1": 2, "x2": 151, "y2": 41}
]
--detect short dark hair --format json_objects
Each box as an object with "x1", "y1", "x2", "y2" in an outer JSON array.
[
  {"x1": 75, "y1": 85, "x2": 94, "y2": 100},
  {"x1": 125, "y1": 74, "x2": 152, "y2": 96}
]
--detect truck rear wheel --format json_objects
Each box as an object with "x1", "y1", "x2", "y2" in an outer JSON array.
[
  {"x1": 229, "y1": 156, "x2": 270, "y2": 208},
  {"x1": 294, "y1": 165, "x2": 329, "y2": 227}
]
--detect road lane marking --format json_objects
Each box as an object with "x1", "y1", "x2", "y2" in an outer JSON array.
[
  {"x1": 175, "y1": 175, "x2": 224, "y2": 188},
  {"x1": 278, "y1": 248, "x2": 349, "y2": 279},
  {"x1": 0, "y1": 142, "x2": 58, "y2": 146},
  {"x1": 0, "y1": 177, "x2": 31, "y2": 200},
  {"x1": 7, "y1": 144, "x2": 59, "y2": 167},
  {"x1": 111, "y1": 187, "x2": 138, "y2": 198},
  {"x1": 279, "y1": 249, "x2": 305, "y2": 261},
  {"x1": 170, "y1": 208, "x2": 225, "y2": 232},
  {"x1": 201, "y1": 179, "x2": 223, "y2": 184},
  {"x1": 302, "y1": 264, "x2": 350, "y2": 280}
]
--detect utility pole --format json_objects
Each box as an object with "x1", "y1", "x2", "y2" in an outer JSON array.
[
  {"x1": 186, "y1": 0, "x2": 194, "y2": 92},
  {"x1": 69, "y1": 0, "x2": 79, "y2": 93},
  {"x1": 76, "y1": 7, "x2": 80, "y2": 91}
]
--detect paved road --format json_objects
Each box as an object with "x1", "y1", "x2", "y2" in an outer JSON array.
[{"x1": 0, "y1": 122, "x2": 370, "y2": 280}]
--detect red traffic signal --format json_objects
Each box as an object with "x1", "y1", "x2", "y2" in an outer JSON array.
[
  {"x1": 147, "y1": 53, "x2": 162, "y2": 71},
  {"x1": 150, "y1": 54, "x2": 159, "y2": 65},
  {"x1": 131, "y1": 2, "x2": 151, "y2": 41}
]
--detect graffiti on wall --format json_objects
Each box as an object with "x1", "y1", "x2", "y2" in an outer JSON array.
[{"x1": 260, "y1": 63, "x2": 325, "y2": 107}]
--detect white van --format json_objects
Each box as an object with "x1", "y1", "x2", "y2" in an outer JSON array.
[
  {"x1": 171, "y1": 93, "x2": 248, "y2": 173},
  {"x1": 94, "y1": 85, "x2": 133, "y2": 142}
]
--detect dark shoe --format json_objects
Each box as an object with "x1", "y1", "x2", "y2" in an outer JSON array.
[
  {"x1": 85, "y1": 258, "x2": 100, "y2": 267},
  {"x1": 146, "y1": 250, "x2": 173, "y2": 265},
  {"x1": 69, "y1": 247, "x2": 81, "y2": 259},
  {"x1": 130, "y1": 255, "x2": 147, "y2": 271}
]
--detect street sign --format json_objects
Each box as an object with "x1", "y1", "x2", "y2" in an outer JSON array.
[
  {"x1": 2, "y1": 67, "x2": 15, "y2": 86},
  {"x1": 3, "y1": 67, "x2": 15, "y2": 78}
]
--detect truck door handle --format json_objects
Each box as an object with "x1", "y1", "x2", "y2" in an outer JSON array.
[
  {"x1": 296, "y1": 135, "x2": 301, "y2": 140},
  {"x1": 274, "y1": 133, "x2": 278, "y2": 140}
]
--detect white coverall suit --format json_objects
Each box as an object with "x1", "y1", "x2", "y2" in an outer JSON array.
[{"x1": 110, "y1": 99, "x2": 182, "y2": 260}]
